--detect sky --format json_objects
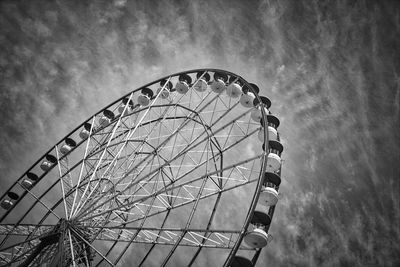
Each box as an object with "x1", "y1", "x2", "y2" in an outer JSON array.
[{"x1": 0, "y1": 0, "x2": 399, "y2": 266}]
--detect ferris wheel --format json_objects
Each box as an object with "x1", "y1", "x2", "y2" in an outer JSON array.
[{"x1": 0, "y1": 69, "x2": 284, "y2": 267}]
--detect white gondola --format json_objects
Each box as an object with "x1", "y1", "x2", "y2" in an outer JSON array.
[
  {"x1": 175, "y1": 74, "x2": 192, "y2": 94},
  {"x1": 226, "y1": 76, "x2": 243, "y2": 98},
  {"x1": 117, "y1": 105, "x2": 131, "y2": 116},
  {"x1": 258, "y1": 114, "x2": 280, "y2": 142},
  {"x1": 137, "y1": 87, "x2": 154, "y2": 106},
  {"x1": 21, "y1": 179, "x2": 33, "y2": 190},
  {"x1": 262, "y1": 140, "x2": 284, "y2": 172},
  {"x1": 99, "y1": 110, "x2": 114, "y2": 127},
  {"x1": 240, "y1": 83, "x2": 259, "y2": 108},
  {"x1": 40, "y1": 154, "x2": 57, "y2": 172},
  {"x1": 244, "y1": 211, "x2": 271, "y2": 248},
  {"x1": 60, "y1": 138, "x2": 77, "y2": 155},
  {"x1": 266, "y1": 114, "x2": 280, "y2": 130},
  {"x1": 260, "y1": 187, "x2": 279, "y2": 206},
  {"x1": 250, "y1": 96, "x2": 271, "y2": 122},
  {"x1": 21, "y1": 173, "x2": 39, "y2": 190},
  {"x1": 210, "y1": 72, "x2": 228, "y2": 94},
  {"x1": 268, "y1": 142, "x2": 283, "y2": 172},
  {"x1": 157, "y1": 79, "x2": 173, "y2": 99},
  {"x1": 118, "y1": 98, "x2": 134, "y2": 116},
  {"x1": 79, "y1": 122, "x2": 92, "y2": 139},
  {"x1": 40, "y1": 162, "x2": 53, "y2": 172},
  {"x1": 244, "y1": 228, "x2": 270, "y2": 248},
  {"x1": 267, "y1": 153, "x2": 281, "y2": 172},
  {"x1": 194, "y1": 72, "x2": 210, "y2": 92},
  {"x1": 1, "y1": 199, "x2": 14, "y2": 210},
  {"x1": 250, "y1": 106, "x2": 268, "y2": 122},
  {"x1": 1, "y1": 192, "x2": 19, "y2": 210},
  {"x1": 157, "y1": 87, "x2": 170, "y2": 99},
  {"x1": 240, "y1": 91, "x2": 256, "y2": 107},
  {"x1": 259, "y1": 171, "x2": 281, "y2": 206},
  {"x1": 258, "y1": 126, "x2": 278, "y2": 142}
]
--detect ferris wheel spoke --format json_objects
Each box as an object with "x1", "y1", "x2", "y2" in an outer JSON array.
[
  {"x1": 75, "y1": 150, "x2": 200, "y2": 222},
  {"x1": 204, "y1": 94, "x2": 225, "y2": 125},
  {"x1": 70, "y1": 116, "x2": 97, "y2": 220},
  {"x1": 66, "y1": 229, "x2": 78, "y2": 267},
  {"x1": 73, "y1": 93, "x2": 238, "y2": 218},
  {"x1": 60, "y1": 114, "x2": 254, "y2": 227},
  {"x1": 87, "y1": 128, "x2": 121, "y2": 159},
  {"x1": 71, "y1": 122, "x2": 138, "y2": 219},
  {"x1": 10, "y1": 162, "x2": 254, "y2": 251},
  {"x1": 117, "y1": 91, "x2": 220, "y2": 178},
  {"x1": 75, "y1": 121, "x2": 260, "y2": 223},
  {"x1": 25, "y1": 122, "x2": 260, "y2": 244},
  {"x1": 89, "y1": 226, "x2": 250, "y2": 250},
  {"x1": 73, "y1": 125, "x2": 199, "y2": 220},
  {"x1": 91, "y1": 173, "x2": 165, "y2": 267},
  {"x1": 16, "y1": 181, "x2": 63, "y2": 221},
  {"x1": 85, "y1": 106, "x2": 252, "y2": 215},
  {"x1": 137, "y1": 209, "x2": 171, "y2": 267},
  {"x1": 75, "y1": 153, "x2": 161, "y2": 222},
  {"x1": 99, "y1": 175, "x2": 162, "y2": 266},
  {"x1": 118, "y1": 174, "x2": 258, "y2": 228},
  {"x1": 77, "y1": 153, "x2": 261, "y2": 227},
  {"x1": 160, "y1": 158, "x2": 210, "y2": 267},
  {"x1": 188, "y1": 192, "x2": 223, "y2": 266},
  {"x1": 146, "y1": 121, "x2": 254, "y2": 194},
  {"x1": 70, "y1": 134, "x2": 151, "y2": 203},
  {"x1": 70, "y1": 95, "x2": 180, "y2": 219},
  {"x1": 167, "y1": 129, "x2": 212, "y2": 189},
  {"x1": 55, "y1": 145, "x2": 73, "y2": 219},
  {"x1": 69, "y1": 227, "x2": 116, "y2": 266}
]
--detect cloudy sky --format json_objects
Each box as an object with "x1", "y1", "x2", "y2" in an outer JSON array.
[{"x1": 0, "y1": 0, "x2": 399, "y2": 266}]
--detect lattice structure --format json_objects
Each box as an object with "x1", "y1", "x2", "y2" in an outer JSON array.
[{"x1": 0, "y1": 69, "x2": 284, "y2": 267}]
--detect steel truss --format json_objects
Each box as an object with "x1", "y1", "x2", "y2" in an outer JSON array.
[{"x1": 0, "y1": 69, "x2": 275, "y2": 267}]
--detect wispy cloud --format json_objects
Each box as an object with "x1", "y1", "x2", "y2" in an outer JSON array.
[{"x1": 0, "y1": 0, "x2": 399, "y2": 266}]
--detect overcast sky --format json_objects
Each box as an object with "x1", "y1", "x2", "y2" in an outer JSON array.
[{"x1": 0, "y1": 0, "x2": 399, "y2": 266}]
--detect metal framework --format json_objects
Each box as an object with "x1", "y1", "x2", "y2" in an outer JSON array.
[{"x1": 0, "y1": 69, "x2": 279, "y2": 266}]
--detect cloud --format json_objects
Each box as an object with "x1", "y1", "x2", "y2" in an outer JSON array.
[{"x1": 0, "y1": 0, "x2": 399, "y2": 266}]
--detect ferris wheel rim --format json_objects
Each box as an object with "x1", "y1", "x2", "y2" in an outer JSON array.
[{"x1": 0, "y1": 68, "x2": 274, "y2": 267}]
